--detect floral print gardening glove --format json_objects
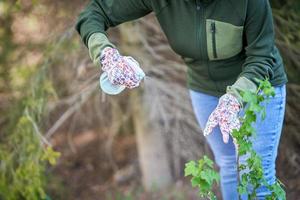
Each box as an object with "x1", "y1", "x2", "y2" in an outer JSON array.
[
  {"x1": 203, "y1": 93, "x2": 241, "y2": 143},
  {"x1": 100, "y1": 47, "x2": 145, "y2": 89}
]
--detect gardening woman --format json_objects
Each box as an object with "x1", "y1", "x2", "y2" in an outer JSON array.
[{"x1": 75, "y1": 0, "x2": 287, "y2": 199}]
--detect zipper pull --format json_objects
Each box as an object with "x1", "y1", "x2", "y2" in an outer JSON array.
[
  {"x1": 211, "y1": 22, "x2": 216, "y2": 33},
  {"x1": 196, "y1": 0, "x2": 201, "y2": 10}
]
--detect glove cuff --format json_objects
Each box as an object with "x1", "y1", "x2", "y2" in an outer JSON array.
[
  {"x1": 87, "y1": 32, "x2": 116, "y2": 67},
  {"x1": 227, "y1": 76, "x2": 257, "y2": 107}
]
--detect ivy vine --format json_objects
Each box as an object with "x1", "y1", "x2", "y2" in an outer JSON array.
[{"x1": 185, "y1": 79, "x2": 286, "y2": 200}]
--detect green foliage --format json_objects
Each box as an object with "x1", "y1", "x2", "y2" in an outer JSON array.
[
  {"x1": 0, "y1": 65, "x2": 60, "y2": 200},
  {"x1": 184, "y1": 156, "x2": 220, "y2": 200},
  {"x1": 266, "y1": 180, "x2": 286, "y2": 200},
  {"x1": 41, "y1": 147, "x2": 61, "y2": 166},
  {"x1": 185, "y1": 79, "x2": 286, "y2": 200},
  {"x1": 235, "y1": 79, "x2": 285, "y2": 199}
]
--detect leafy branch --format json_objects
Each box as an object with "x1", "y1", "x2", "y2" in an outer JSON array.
[
  {"x1": 184, "y1": 156, "x2": 220, "y2": 200},
  {"x1": 232, "y1": 79, "x2": 286, "y2": 200},
  {"x1": 185, "y1": 79, "x2": 286, "y2": 200},
  {"x1": 0, "y1": 65, "x2": 60, "y2": 200}
]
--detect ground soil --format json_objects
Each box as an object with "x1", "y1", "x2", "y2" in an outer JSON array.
[
  {"x1": 48, "y1": 129, "x2": 300, "y2": 200},
  {"x1": 48, "y1": 130, "x2": 200, "y2": 200}
]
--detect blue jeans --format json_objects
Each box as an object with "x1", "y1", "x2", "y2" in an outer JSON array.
[{"x1": 189, "y1": 85, "x2": 286, "y2": 200}]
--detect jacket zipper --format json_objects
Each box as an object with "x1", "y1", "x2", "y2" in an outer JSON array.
[
  {"x1": 211, "y1": 21, "x2": 218, "y2": 59},
  {"x1": 195, "y1": 0, "x2": 218, "y2": 90},
  {"x1": 196, "y1": 0, "x2": 201, "y2": 60},
  {"x1": 196, "y1": 0, "x2": 201, "y2": 10}
]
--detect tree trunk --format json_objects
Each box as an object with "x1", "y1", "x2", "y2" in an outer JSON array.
[
  {"x1": 119, "y1": 22, "x2": 173, "y2": 190},
  {"x1": 131, "y1": 90, "x2": 173, "y2": 190}
]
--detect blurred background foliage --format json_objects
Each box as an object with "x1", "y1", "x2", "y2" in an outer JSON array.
[{"x1": 0, "y1": 0, "x2": 299, "y2": 199}]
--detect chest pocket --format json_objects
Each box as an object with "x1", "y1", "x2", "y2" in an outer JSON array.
[{"x1": 206, "y1": 19, "x2": 244, "y2": 61}]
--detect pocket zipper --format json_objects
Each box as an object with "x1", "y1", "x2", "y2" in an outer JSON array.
[{"x1": 211, "y1": 21, "x2": 218, "y2": 59}]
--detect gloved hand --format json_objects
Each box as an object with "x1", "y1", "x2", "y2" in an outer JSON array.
[
  {"x1": 100, "y1": 47, "x2": 145, "y2": 89},
  {"x1": 203, "y1": 93, "x2": 241, "y2": 143}
]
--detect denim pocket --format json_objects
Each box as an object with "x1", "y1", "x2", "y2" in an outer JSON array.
[{"x1": 206, "y1": 19, "x2": 244, "y2": 61}]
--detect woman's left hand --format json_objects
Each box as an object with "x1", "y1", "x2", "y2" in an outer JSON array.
[{"x1": 203, "y1": 93, "x2": 241, "y2": 143}]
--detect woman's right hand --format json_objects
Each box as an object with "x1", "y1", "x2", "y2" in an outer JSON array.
[{"x1": 100, "y1": 47, "x2": 145, "y2": 89}]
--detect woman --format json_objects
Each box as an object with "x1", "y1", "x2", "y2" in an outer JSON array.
[{"x1": 75, "y1": 0, "x2": 287, "y2": 199}]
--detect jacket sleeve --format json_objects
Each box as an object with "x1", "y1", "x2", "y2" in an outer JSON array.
[
  {"x1": 238, "y1": 0, "x2": 277, "y2": 85},
  {"x1": 75, "y1": 0, "x2": 152, "y2": 47}
]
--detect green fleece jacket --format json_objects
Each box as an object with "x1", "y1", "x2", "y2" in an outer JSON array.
[{"x1": 75, "y1": 0, "x2": 287, "y2": 97}]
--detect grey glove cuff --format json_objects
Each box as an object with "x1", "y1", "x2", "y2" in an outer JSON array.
[
  {"x1": 227, "y1": 76, "x2": 257, "y2": 106},
  {"x1": 87, "y1": 32, "x2": 116, "y2": 67}
]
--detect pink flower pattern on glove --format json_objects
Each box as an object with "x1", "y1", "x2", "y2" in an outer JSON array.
[
  {"x1": 100, "y1": 47, "x2": 145, "y2": 89},
  {"x1": 203, "y1": 93, "x2": 241, "y2": 143}
]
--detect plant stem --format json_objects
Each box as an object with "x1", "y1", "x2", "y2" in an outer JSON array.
[{"x1": 237, "y1": 152, "x2": 242, "y2": 200}]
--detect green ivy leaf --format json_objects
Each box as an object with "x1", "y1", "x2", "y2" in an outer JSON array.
[
  {"x1": 249, "y1": 103, "x2": 262, "y2": 113},
  {"x1": 242, "y1": 91, "x2": 257, "y2": 104},
  {"x1": 184, "y1": 161, "x2": 197, "y2": 177},
  {"x1": 191, "y1": 177, "x2": 202, "y2": 187},
  {"x1": 231, "y1": 129, "x2": 239, "y2": 138},
  {"x1": 238, "y1": 185, "x2": 247, "y2": 194},
  {"x1": 198, "y1": 178, "x2": 210, "y2": 192},
  {"x1": 245, "y1": 110, "x2": 256, "y2": 122},
  {"x1": 203, "y1": 155, "x2": 214, "y2": 168},
  {"x1": 238, "y1": 140, "x2": 252, "y2": 156},
  {"x1": 239, "y1": 164, "x2": 247, "y2": 171}
]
